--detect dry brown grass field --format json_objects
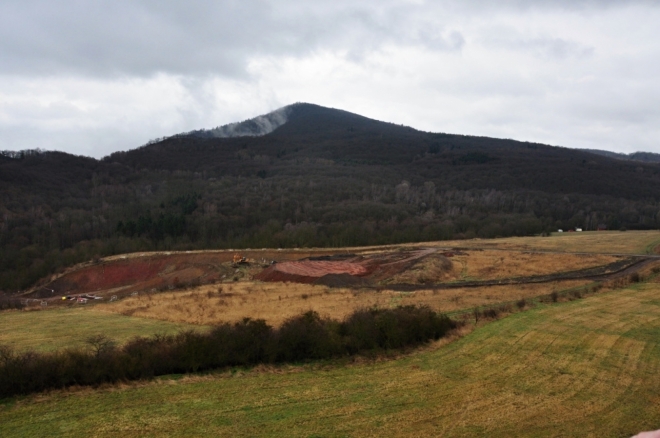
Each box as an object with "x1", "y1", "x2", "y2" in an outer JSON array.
[
  {"x1": 94, "y1": 278, "x2": 593, "y2": 327},
  {"x1": 419, "y1": 230, "x2": 660, "y2": 255},
  {"x1": 431, "y1": 250, "x2": 618, "y2": 282}
]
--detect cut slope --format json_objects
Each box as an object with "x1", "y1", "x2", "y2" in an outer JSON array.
[{"x1": 255, "y1": 260, "x2": 369, "y2": 283}]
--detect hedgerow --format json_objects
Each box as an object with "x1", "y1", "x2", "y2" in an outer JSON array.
[{"x1": 0, "y1": 305, "x2": 455, "y2": 398}]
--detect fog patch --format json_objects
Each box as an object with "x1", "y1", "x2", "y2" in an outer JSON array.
[{"x1": 185, "y1": 105, "x2": 292, "y2": 139}]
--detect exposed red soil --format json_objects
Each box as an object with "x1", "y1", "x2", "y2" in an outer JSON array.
[
  {"x1": 255, "y1": 260, "x2": 370, "y2": 283},
  {"x1": 28, "y1": 247, "x2": 441, "y2": 298},
  {"x1": 28, "y1": 249, "x2": 363, "y2": 299},
  {"x1": 254, "y1": 249, "x2": 437, "y2": 284},
  {"x1": 32, "y1": 254, "x2": 227, "y2": 299}
]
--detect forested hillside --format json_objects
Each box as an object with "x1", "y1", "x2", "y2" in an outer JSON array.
[{"x1": 2, "y1": 103, "x2": 660, "y2": 292}]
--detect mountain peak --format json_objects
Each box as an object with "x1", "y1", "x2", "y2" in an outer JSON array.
[{"x1": 175, "y1": 102, "x2": 396, "y2": 141}]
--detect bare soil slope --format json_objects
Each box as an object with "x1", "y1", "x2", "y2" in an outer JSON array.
[{"x1": 24, "y1": 244, "x2": 624, "y2": 304}]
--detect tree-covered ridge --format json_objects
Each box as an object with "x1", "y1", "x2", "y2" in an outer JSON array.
[{"x1": 1, "y1": 103, "x2": 660, "y2": 292}]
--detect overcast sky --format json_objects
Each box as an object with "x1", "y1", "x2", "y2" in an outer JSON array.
[{"x1": 1, "y1": 0, "x2": 659, "y2": 158}]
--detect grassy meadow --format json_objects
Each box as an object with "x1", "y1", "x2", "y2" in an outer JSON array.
[
  {"x1": 0, "y1": 308, "x2": 203, "y2": 352},
  {"x1": 2, "y1": 281, "x2": 660, "y2": 437}
]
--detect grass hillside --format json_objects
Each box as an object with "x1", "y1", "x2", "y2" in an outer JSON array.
[
  {"x1": 0, "y1": 308, "x2": 202, "y2": 352},
  {"x1": 2, "y1": 281, "x2": 660, "y2": 437}
]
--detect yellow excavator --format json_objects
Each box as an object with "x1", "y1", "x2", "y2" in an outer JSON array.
[{"x1": 232, "y1": 253, "x2": 251, "y2": 266}]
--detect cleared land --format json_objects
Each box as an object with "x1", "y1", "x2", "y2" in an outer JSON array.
[
  {"x1": 23, "y1": 245, "x2": 621, "y2": 301},
  {"x1": 0, "y1": 308, "x2": 201, "y2": 352},
  {"x1": 2, "y1": 282, "x2": 660, "y2": 437},
  {"x1": 11, "y1": 232, "x2": 654, "y2": 332}
]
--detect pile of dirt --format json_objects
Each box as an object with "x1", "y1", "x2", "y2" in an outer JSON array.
[
  {"x1": 255, "y1": 260, "x2": 369, "y2": 284},
  {"x1": 255, "y1": 248, "x2": 440, "y2": 285}
]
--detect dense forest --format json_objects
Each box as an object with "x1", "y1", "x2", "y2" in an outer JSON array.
[{"x1": 2, "y1": 103, "x2": 660, "y2": 293}]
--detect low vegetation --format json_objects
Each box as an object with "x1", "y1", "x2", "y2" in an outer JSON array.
[
  {"x1": 2, "y1": 232, "x2": 660, "y2": 436},
  {"x1": 0, "y1": 305, "x2": 456, "y2": 398},
  {"x1": 95, "y1": 278, "x2": 592, "y2": 327},
  {"x1": 3, "y1": 282, "x2": 660, "y2": 436}
]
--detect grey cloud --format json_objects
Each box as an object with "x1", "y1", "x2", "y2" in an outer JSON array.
[
  {"x1": 1, "y1": 0, "x2": 416, "y2": 78},
  {"x1": 413, "y1": 26, "x2": 465, "y2": 52},
  {"x1": 0, "y1": 1, "x2": 513, "y2": 79},
  {"x1": 0, "y1": 0, "x2": 287, "y2": 77},
  {"x1": 1, "y1": 0, "x2": 659, "y2": 157},
  {"x1": 454, "y1": 0, "x2": 656, "y2": 11},
  {"x1": 483, "y1": 31, "x2": 595, "y2": 60}
]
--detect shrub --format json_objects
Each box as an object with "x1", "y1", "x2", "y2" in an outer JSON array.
[
  {"x1": 472, "y1": 307, "x2": 480, "y2": 324},
  {"x1": 343, "y1": 306, "x2": 455, "y2": 352},
  {"x1": 629, "y1": 273, "x2": 641, "y2": 283},
  {"x1": 0, "y1": 297, "x2": 25, "y2": 310},
  {"x1": 516, "y1": 298, "x2": 526, "y2": 309},
  {"x1": 277, "y1": 311, "x2": 340, "y2": 361},
  {"x1": 0, "y1": 306, "x2": 456, "y2": 399},
  {"x1": 482, "y1": 308, "x2": 499, "y2": 319},
  {"x1": 550, "y1": 291, "x2": 559, "y2": 302}
]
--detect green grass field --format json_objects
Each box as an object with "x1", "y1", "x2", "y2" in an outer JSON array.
[
  {"x1": 2, "y1": 282, "x2": 660, "y2": 437},
  {"x1": 0, "y1": 308, "x2": 203, "y2": 352}
]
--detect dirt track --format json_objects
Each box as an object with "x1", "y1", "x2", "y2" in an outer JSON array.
[{"x1": 384, "y1": 256, "x2": 655, "y2": 291}]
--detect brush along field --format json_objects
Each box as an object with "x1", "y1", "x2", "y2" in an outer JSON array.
[
  {"x1": 0, "y1": 308, "x2": 202, "y2": 353},
  {"x1": 94, "y1": 279, "x2": 593, "y2": 327},
  {"x1": 3, "y1": 281, "x2": 660, "y2": 437}
]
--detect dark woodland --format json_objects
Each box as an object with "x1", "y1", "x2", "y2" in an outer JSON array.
[{"x1": 2, "y1": 103, "x2": 660, "y2": 292}]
